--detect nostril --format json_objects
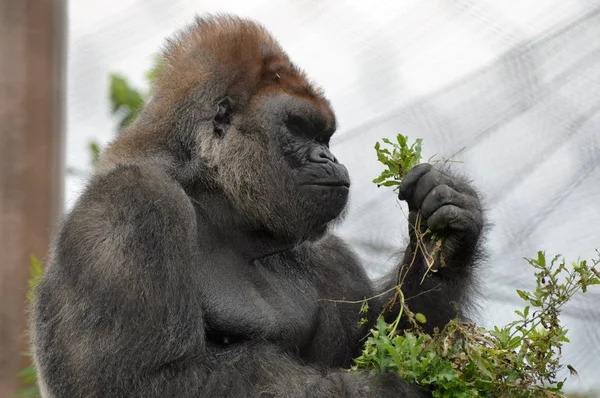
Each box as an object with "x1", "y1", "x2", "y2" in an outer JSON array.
[
  {"x1": 320, "y1": 152, "x2": 337, "y2": 163},
  {"x1": 308, "y1": 146, "x2": 336, "y2": 164}
]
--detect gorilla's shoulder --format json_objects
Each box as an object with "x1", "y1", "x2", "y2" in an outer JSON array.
[
  {"x1": 300, "y1": 233, "x2": 371, "y2": 285},
  {"x1": 91, "y1": 163, "x2": 173, "y2": 190},
  {"x1": 310, "y1": 233, "x2": 361, "y2": 263},
  {"x1": 79, "y1": 163, "x2": 195, "y2": 223},
  {"x1": 88, "y1": 164, "x2": 182, "y2": 197}
]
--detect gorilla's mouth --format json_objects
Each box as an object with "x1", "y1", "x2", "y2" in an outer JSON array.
[{"x1": 301, "y1": 180, "x2": 350, "y2": 188}]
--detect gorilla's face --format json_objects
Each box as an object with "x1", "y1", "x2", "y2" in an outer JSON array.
[
  {"x1": 207, "y1": 91, "x2": 350, "y2": 242},
  {"x1": 275, "y1": 93, "x2": 350, "y2": 231}
]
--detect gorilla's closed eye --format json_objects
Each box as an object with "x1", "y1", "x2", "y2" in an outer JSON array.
[
  {"x1": 286, "y1": 115, "x2": 311, "y2": 135},
  {"x1": 317, "y1": 135, "x2": 331, "y2": 148},
  {"x1": 287, "y1": 114, "x2": 330, "y2": 146}
]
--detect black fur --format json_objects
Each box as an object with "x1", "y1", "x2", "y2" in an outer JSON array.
[{"x1": 31, "y1": 16, "x2": 484, "y2": 397}]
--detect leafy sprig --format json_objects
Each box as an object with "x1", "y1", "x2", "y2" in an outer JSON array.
[
  {"x1": 353, "y1": 134, "x2": 600, "y2": 397},
  {"x1": 373, "y1": 135, "x2": 422, "y2": 190}
]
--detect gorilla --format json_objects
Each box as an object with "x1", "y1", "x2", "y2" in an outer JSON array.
[{"x1": 32, "y1": 15, "x2": 484, "y2": 397}]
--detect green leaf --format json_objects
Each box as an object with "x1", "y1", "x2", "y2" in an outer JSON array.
[
  {"x1": 89, "y1": 141, "x2": 101, "y2": 167},
  {"x1": 16, "y1": 362, "x2": 39, "y2": 397},
  {"x1": 17, "y1": 366, "x2": 35, "y2": 378},
  {"x1": 379, "y1": 181, "x2": 401, "y2": 187},
  {"x1": 359, "y1": 299, "x2": 369, "y2": 314},
  {"x1": 27, "y1": 255, "x2": 43, "y2": 303},
  {"x1": 415, "y1": 313, "x2": 427, "y2": 324},
  {"x1": 507, "y1": 336, "x2": 521, "y2": 350},
  {"x1": 516, "y1": 290, "x2": 530, "y2": 302},
  {"x1": 396, "y1": 134, "x2": 407, "y2": 147},
  {"x1": 15, "y1": 386, "x2": 40, "y2": 397},
  {"x1": 372, "y1": 175, "x2": 387, "y2": 184},
  {"x1": 145, "y1": 55, "x2": 165, "y2": 85},
  {"x1": 469, "y1": 349, "x2": 494, "y2": 379},
  {"x1": 109, "y1": 73, "x2": 146, "y2": 129},
  {"x1": 373, "y1": 134, "x2": 423, "y2": 189},
  {"x1": 537, "y1": 251, "x2": 546, "y2": 267}
]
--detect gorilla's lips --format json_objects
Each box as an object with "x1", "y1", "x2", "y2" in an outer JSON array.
[{"x1": 302, "y1": 180, "x2": 350, "y2": 188}]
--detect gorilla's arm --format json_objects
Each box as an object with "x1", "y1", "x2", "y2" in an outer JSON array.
[
  {"x1": 373, "y1": 164, "x2": 484, "y2": 332},
  {"x1": 33, "y1": 166, "x2": 207, "y2": 397},
  {"x1": 33, "y1": 165, "x2": 428, "y2": 398}
]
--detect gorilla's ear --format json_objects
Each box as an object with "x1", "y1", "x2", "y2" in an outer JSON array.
[{"x1": 213, "y1": 96, "x2": 235, "y2": 138}]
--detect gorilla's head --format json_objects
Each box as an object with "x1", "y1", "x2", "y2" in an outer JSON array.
[
  {"x1": 108, "y1": 16, "x2": 350, "y2": 243},
  {"x1": 205, "y1": 87, "x2": 351, "y2": 243}
]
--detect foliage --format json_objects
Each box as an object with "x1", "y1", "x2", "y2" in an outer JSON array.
[
  {"x1": 89, "y1": 141, "x2": 101, "y2": 168},
  {"x1": 372, "y1": 134, "x2": 422, "y2": 191},
  {"x1": 25, "y1": 255, "x2": 43, "y2": 304},
  {"x1": 16, "y1": 256, "x2": 44, "y2": 397},
  {"x1": 15, "y1": 352, "x2": 38, "y2": 398},
  {"x1": 144, "y1": 55, "x2": 165, "y2": 88},
  {"x1": 353, "y1": 252, "x2": 600, "y2": 397},
  {"x1": 108, "y1": 55, "x2": 161, "y2": 132},
  {"x1": 89, "y1": 58, "x2": 158, "y2": 165},
  {"x1": 108, "y1": 74, "x2": 146, "y2": 130},
  {"x1": 352, "y1": 134, "x2": 600, "y2": 397}
]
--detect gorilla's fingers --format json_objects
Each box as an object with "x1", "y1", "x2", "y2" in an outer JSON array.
[
  {"x1": 420, "y1": 185, "x2": 480, "y2": 220},
  {"x1": 427, "y1": 205, "x2": 482, "y2": 239},
  {"x1": 398, "y1": 163, "x2": 433, "y2": 197},
  {"x1": 398, "y1": 163, "x2": 432, "y2": 205},
  {"x1": 411, "y1": 168, "x2": 465, "y2": 207}
]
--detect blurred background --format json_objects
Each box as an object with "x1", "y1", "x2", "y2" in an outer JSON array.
[{"x1": 1, "y1": 0, "x2": 599, "y2": 396}]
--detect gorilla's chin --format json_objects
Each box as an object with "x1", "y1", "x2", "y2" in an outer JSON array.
[{"x1": 299, "y1": 184, "x2": 349, "y2": 229}]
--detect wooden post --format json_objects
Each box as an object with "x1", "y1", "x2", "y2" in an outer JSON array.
[{"x1": 0, "y1": 0, "x2": 65, "y2": 395}]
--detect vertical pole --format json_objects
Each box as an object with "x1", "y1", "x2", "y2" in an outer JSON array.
[{"x1": 0, "y1": 0, "x2": 65, "y2": 395}]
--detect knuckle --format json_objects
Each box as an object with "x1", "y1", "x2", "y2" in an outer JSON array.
[
  {"x1": 432, "y1": 185, "x2": 453, "y2": 202},
  {"x1": 430, "y1": 205, "x2": 459, "y2": 227},
  {"x1": 413, "y1": 163, "x2": 432, "y2": 173},
  {"x1": 445, "y1": 205, "x2": 460, "y2": 221},
  {"x1": 404, "y1": 163, "x2": 430, "y2": 182}
]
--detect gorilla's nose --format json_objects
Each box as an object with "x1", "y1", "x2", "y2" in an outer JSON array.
[{"x1": 308, "y1": 145, "x2": 338, "y2": 164}]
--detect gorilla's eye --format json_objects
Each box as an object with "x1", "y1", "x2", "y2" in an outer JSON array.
[
  {"x1": 286, "y1": 115, "x2": 311, "y2": 135},
  {"x1": 317, "y1": 135, "x2": 331, "y2": 148},
  {"x1": 286, "y1": 114, "x2": 331, "y2": 146}
]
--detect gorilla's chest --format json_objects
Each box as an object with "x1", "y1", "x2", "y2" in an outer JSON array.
[{"x1": 198, "y1": 247, "x2": 321, "y2": 348}]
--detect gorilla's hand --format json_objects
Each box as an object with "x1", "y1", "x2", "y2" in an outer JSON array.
[{"x1": 398, "y1": 163, "x2": 483, "y2": 270}]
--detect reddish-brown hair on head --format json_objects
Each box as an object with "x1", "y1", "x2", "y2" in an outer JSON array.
[{"x1": 153, "y1": 14, "x2": 331, "y2": 118}]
